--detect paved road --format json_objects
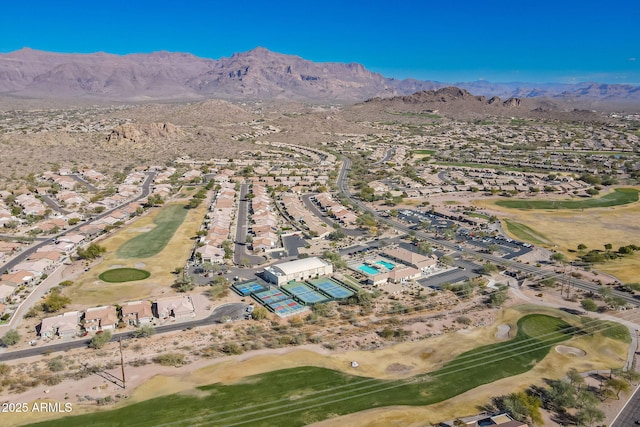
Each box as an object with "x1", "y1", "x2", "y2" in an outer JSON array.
[
  {"x1": 437, "y1": 170, "x2": 455, "y2": 185},
  {"x1": 40, "y1": 194, "x2": 70, "y2": 215},
  {"x1": 378, "y1": 147, "x2": 396, "y2": 164},
  {"x1": 68, "y1": 174, "x2": 98, "y2": 192},
  {"x1": 612, "y1": 383, "x2": 640, "y2": 426},
  {"x1": 336, "y1": 157, "x2": 640, "y2": 307},
  {"x1": 233, "y1": 183, "x2": 266, "y2": 267},
  {"x1": 0, "y1": 303, "x2": 249, "y2": 362}
]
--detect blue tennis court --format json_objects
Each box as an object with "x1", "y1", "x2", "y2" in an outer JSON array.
[
  {"x1": 283, "y1": 282, "x2": 329, "y2": 304},
  {"x1": 268, "y1": 298, "x2": 306, "y2": 317},
  {"x1": 233, "y1": 281, "x2": 268, "y2": 296},
  {"x1": 255, "y1": 289, "x2": 290, "y2": 304},
  {"x1": 308, "y1": 278, "x2": 354, "y2": 299}
]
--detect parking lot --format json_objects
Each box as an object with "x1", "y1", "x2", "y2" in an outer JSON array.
[{"x1": 396, "y1": 209, "x2": 533, "y2": 260}]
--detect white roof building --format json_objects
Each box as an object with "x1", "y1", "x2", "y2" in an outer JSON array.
[
  {"x1": 264, "y1": 257, "x2": 333, "y2": 286},
  {"x1": 40, "y1": 311, "x2": 80, "y2": 338},
  {"x1": 155, "y1": 295, "x2": 195, "y2": 321}
]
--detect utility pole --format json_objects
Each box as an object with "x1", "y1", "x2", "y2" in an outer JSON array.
[{"x1": 119, "y1": 337, "x2": 126, "y2": 389}]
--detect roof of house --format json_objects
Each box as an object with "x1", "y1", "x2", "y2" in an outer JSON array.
[
  {"x1": 156, "y1": 296, "x2": 194, "y2": 315},
  {"x1": 41, "y1": 311, "x2": 80, "y2": 333},
  {"x1": 58, "y1": 234, "x2": 85, "y2": 244},
  {"x1": 28, "y1": 251, "x2": 63, "y2": 262},
  {"x1": 1, "y1": 270, "x2": 35, "y2": 283},
  {"x1": 121, "y1": 300, "x2": 153, "y2": 318},
  {"x1": 84, "y1": 305, "x2": 119, "y2": 325},
  {"x1": 197, "y1": 245, "x2": 224, "y2": 260},
  {"x1": 13, "y1": 260, "x2": 51, "y2": 273}
]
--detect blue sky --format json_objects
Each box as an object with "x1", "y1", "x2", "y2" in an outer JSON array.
[{"x1": 1, "y1": 0, "x2": 638, "y2": 84}]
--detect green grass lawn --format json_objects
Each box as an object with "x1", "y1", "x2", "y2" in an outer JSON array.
[
  {"x1": 502, "y1": 219, "x2": 550, "y2": 245},
  {"x1": 496, "y1": 188, "x2": 639, "y2": 210},
  {"x1": 587, "y1": 320, "x2": 631, "y2": 343},
  {"x1": 116, "y1": 204, "x2": 188, "y2": 259},
  {"x1": 31, "y1": 315, "x2": 575, "y2": 427},
  {"x1": 98, "y1": 268, "x2": 151, "y2": 283}
]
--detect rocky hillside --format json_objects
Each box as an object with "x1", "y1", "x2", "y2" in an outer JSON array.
[{"x1": 357, "y1": 87, "x2": 608, "y2": 122}]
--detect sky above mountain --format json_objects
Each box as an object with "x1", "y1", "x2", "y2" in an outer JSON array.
[{"x1": 1, "y1": 0, "x2": 638, "y2": 85}]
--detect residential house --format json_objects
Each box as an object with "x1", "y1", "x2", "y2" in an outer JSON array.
[
  {"x1": 196, "y1": 245, "x2": 225, "y2": 264},
  {"x1": 1, "y1": 270, "x2": 36, "y2": 286},
  {"x1": 27, "y1": 251, "x2": 64, "y2": 263},
  {"x1": 39, "y1": 311, "x2": 80, "y2": 338},
  {"x1": 155, "y1": 296, "x2": 195, "y2": 321},
  {"x1": 84, "y1": 305, "x2": 119, "y2": 332},
  {"x1": 12, "y1": 259, "x2": 53, "y2": 275},
  {"x1": 121, "y1": 301, "x2": 154, "y2": 326}
]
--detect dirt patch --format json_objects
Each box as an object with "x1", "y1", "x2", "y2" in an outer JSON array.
[
  {"x1": 385, "y1": 363, "x2": 414, "y2": 374},
  {"x1": 495, "y1": 324, "x2": 511, "y2": 339},
  {"x1": 556, "y1": 345, "x2": 587, "y2": 357}
]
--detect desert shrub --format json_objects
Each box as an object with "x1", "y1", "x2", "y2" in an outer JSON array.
[
  {"x1": 153, "y1": 352, "x2": 186, "y2": 367},
  {"x1": 47, "y1": 357, "x2": 65, "y2": 372}
]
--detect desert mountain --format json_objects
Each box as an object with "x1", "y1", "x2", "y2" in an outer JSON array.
[
  {"x1": 0, "y1": 47, "x2": 638, "y2": 106},
  {"x1": 356, "y1": 87, "x2": 608, "y2": 122}
]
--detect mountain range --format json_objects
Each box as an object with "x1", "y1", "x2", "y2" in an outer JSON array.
[{"x1": 1, "y1": 47, "x2": 639, "y2": 107}]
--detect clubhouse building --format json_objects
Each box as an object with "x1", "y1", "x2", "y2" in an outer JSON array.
[{"x1": 263, "y1": 257, "x2": 333, "y2": 286}]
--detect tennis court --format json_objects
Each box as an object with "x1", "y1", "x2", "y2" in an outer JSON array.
[
  {"x1": 308, "y1": 278, "x2": 354, "y2": 299},
  {"x1": 254, "y1": 288, "x2": 290, "y2": 304},
  {"x1": 283, "y1": 282, "x2": 329, "y2": 305},
  {"x1": 233, "y1": 281, "x2": 268, "y2": 296},
  {"x1": 268, "y1": 298, "x2": 307, "y2": 317}
]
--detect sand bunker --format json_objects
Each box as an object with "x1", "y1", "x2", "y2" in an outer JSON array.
[
  {"x1": 135, "y1": 262, "x2": 147, "y2": 268},
  {"x1": 555, "y1": 345, "x2": 586, "y2": 357},
  {"x1": 495, "y1": 324, "x2": 511, "y2": 339},
  {"x1": 109, "y1": 265, "x2": 124, "y2": 269}
]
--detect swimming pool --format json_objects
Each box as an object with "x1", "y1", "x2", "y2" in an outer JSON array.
[
  {"x1": 357, "y1": 264, "x2": 381, "y2": 275},
  {"x1": 376, "y1": 260, "x2": 395, "y2": 270}
]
